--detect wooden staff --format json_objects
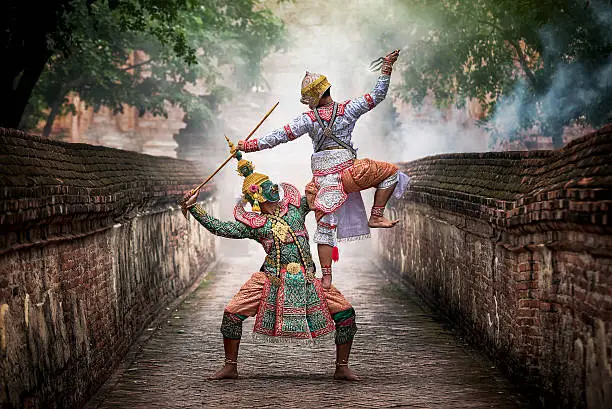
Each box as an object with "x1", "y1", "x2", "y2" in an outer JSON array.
[{"x1": 191, "y1": 101, "x2": 279, "y2": 194}]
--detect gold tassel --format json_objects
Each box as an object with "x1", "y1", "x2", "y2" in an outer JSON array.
[{"x1": 252, "y1": 199, "x2": 261, "y2": 212}]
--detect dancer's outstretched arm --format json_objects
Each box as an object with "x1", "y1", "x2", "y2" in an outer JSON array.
[
  {"x1": 238, "y1": 113, "x2": 314, "y2": 152},
  {"x1": 344, "y1": 49, "x2": 399, "y2": 121},
  {"x1": 189, "y1": 205, "x2": 255, "y2": 239},
  {"x1": 182, "y1": 191, "x2": 255, "y2": 239}
]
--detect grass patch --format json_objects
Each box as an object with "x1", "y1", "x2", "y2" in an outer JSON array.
[
  {"x1": 379, "y1": 282, "x2": 411, "y2": 299},
  {"x1": 195, "y1": 270, "x2": 217, "y2": 291}
]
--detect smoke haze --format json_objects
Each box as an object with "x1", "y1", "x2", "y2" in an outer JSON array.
[
  {"x1": 204, "y1": 0, "x2": 491, "y2": 260},
  {"x1": 480, "y1": 0, "x2": 612, "y2": 144},
  {"x1": 213, "y1": 0, "x2": 488, "y2": 200}
]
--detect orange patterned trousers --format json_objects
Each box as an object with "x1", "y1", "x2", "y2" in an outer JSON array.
[
  {"x1": 224, "y1": 271, "x2": 353, "y2": 316},
  {"x1": 306, "y1": 158, "x2": 398, "y2": 221}
]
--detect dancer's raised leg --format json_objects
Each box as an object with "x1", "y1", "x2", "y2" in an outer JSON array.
[{"x1": 368, "y1": 181, "x2": 399, "y2": 228}]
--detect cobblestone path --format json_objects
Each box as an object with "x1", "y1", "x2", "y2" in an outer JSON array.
[{"x1": 87, "y1": 256, "x2": 530, "y2": 409}]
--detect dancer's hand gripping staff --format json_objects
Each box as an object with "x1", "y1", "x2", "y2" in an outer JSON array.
[{"x1": 180, "y1": 102, "x2": 279, "y2": 218}]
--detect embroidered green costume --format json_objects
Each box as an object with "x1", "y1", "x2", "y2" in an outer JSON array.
[{"x1": 188, "y1": 181, "x2": 357, "y2": 344}]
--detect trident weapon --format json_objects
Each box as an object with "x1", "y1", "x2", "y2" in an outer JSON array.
[
  {"x1": 180, "y1": 101, "x2": 279, "y2": 217},
  {"x1": 368, "y1": 49, "x2": 400, "y2": 72}
]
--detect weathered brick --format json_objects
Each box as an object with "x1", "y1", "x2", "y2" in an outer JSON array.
[
  {"x1": 517, "y1": 308, "x2": 538, "y2": 318},
  {"x1": 515, "y1": 282, "x2": 530, "y2": 290},
  {"x1": 519, "y1": 299, "x2": 541, "y2": 308},
  {"x1": 538, "y1": 302, "x2": 553, "y2": 312},
  {"x1": 380, "y1": 126, "x2": 612, "y2": 409},
  {"x1": 0, "y1": 128, "x2": 217, "y2": 409},
  {"x1": 517, "y1": 317, "x2": 538, "y2": 326}
]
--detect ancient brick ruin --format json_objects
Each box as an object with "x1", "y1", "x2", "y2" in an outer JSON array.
[
  {"x1": 378, "y1": 125, "x2": 612, "y2": 408},
  {"x1": 0, "y1": 128, "x2": 215, "y2": 408},
  {"x1": 0, "y1": 124, "x2": 610, "y2": 408}
]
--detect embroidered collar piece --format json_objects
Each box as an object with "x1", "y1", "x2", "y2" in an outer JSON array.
[
  {"x1": 233, "y1": 183, "x2": 301, "y2": 228},
  {"x1": 305, "y1": 100, "x2": 350, "y2": 122}
]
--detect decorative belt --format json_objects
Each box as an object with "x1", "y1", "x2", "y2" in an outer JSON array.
[
  {"x1": 264, "y1": 262, "x2": 314, "y2": 286},
  {"x1": 321, "y1": 146, "x2": 345, "y2": 151},
  {"x1": 312, "y1": 159, "x2": 353, "y2": 176},
  {"x1": 311, "y1": 149, "x2": 355, "y2": 175}
]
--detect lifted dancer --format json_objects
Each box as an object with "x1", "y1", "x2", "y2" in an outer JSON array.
[{"x1": 236, "y1": 50, "x2": 409, "y2": 290}]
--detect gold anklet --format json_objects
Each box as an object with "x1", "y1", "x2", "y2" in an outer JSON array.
[
  {"x1": 335, "y1": 360, "x2": 349, "y2": 366},
  {"x1": 225, "y1": 359, "x2": 238, "y2": 365}
]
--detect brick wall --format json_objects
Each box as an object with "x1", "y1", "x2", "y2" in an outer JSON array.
[
  {"x1": 0, "y1": 128, "x2": 216, "y2": 408},
  {"x1": 377, "y1": 125, "x2": 612, "y2": 409}
]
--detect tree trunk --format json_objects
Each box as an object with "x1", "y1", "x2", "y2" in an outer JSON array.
[
  {"x1": 0, "y1": 49, "x2": 52, "y2": 129},
  {"x1": 509, "y1": 40, "x2": 538, "y2": 91},
  {"x1": 0, "y1": 79, "x2": 20, "y2": 129},
  {"x1": 0, "y1": 0, "x2": 72, "y2": 129},
  {"x1": 42, "y1": 92, "x2": 66, "y2": 138}
]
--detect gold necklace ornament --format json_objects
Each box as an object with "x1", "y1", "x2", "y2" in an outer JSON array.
[
  {"x1": 264, "y1": 209, "x2": 315, "y2": 283},
  {"x1": 271, "y1": 220, "x2": 290, "y2": 243}
]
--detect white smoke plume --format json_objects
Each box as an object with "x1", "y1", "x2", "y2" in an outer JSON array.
[{"x1": 485, "y1": 1, "x2": 612, "y2": 146}]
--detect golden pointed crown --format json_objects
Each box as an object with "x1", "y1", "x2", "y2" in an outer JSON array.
[
  {"x1": 300, "y1": 71, "x2": 331, "y2": 108},
  {"x1": 238, "y1": 160, "x2": 270, "y2": 198},
  {"x1": 227, "y1": 137, "x2": 270, "y2": 212}
]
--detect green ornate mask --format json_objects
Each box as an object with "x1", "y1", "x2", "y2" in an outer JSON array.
[{"x1": 260, "y1": 180, "x2": 280, "y2": 203}]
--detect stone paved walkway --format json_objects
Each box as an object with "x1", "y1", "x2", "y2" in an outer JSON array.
[{"x1": 87, "y1": 256, "x2": 530, "y2": 409}]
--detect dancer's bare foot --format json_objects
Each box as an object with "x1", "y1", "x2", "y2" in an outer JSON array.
[
  {"x1": 208, "y1": 364, "x2": 238, "y2": 380},
  {"x1": 368, "y1": 215, "x2": 399, "y2": 228},
  {"x1": 321, "y1": 274, "x2": 332, "y2": 289},
  {"x1": 334, "y1": 365, "x2": 360, "y2": 381}
]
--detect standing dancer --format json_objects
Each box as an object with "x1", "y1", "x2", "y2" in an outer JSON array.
[
  {"x1": 181, "y1": 152, "x2": 359, "y2": 381},
  {"x1": 236, "y1": 50, "x2": 409, "y2": 289}
]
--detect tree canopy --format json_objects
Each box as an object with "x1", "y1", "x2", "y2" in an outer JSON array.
[
  {"x1": 369, "y1": 0, "x2": 612, "y2": 147},
  {"x1": 0, "y1": 0, "x2": 201, "y2": 129},
  {"x1": 2, "y1": 0, "x2": 286, "y2": 135}
]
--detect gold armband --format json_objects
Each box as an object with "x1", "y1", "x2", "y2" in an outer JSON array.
[{"x1": 190, "y1": 204, "x2": 207, "y2": 218}]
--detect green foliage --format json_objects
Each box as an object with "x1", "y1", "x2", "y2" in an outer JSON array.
[
  {"x1": 110, "y1": 0, "x2": 198, "y2": 62},
  {"x1": 23, "y1": 0, "x2": 286, "y2": 136},
  {"x1": 386, "y1": 0, "x2": 612, "y2": 147}
]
